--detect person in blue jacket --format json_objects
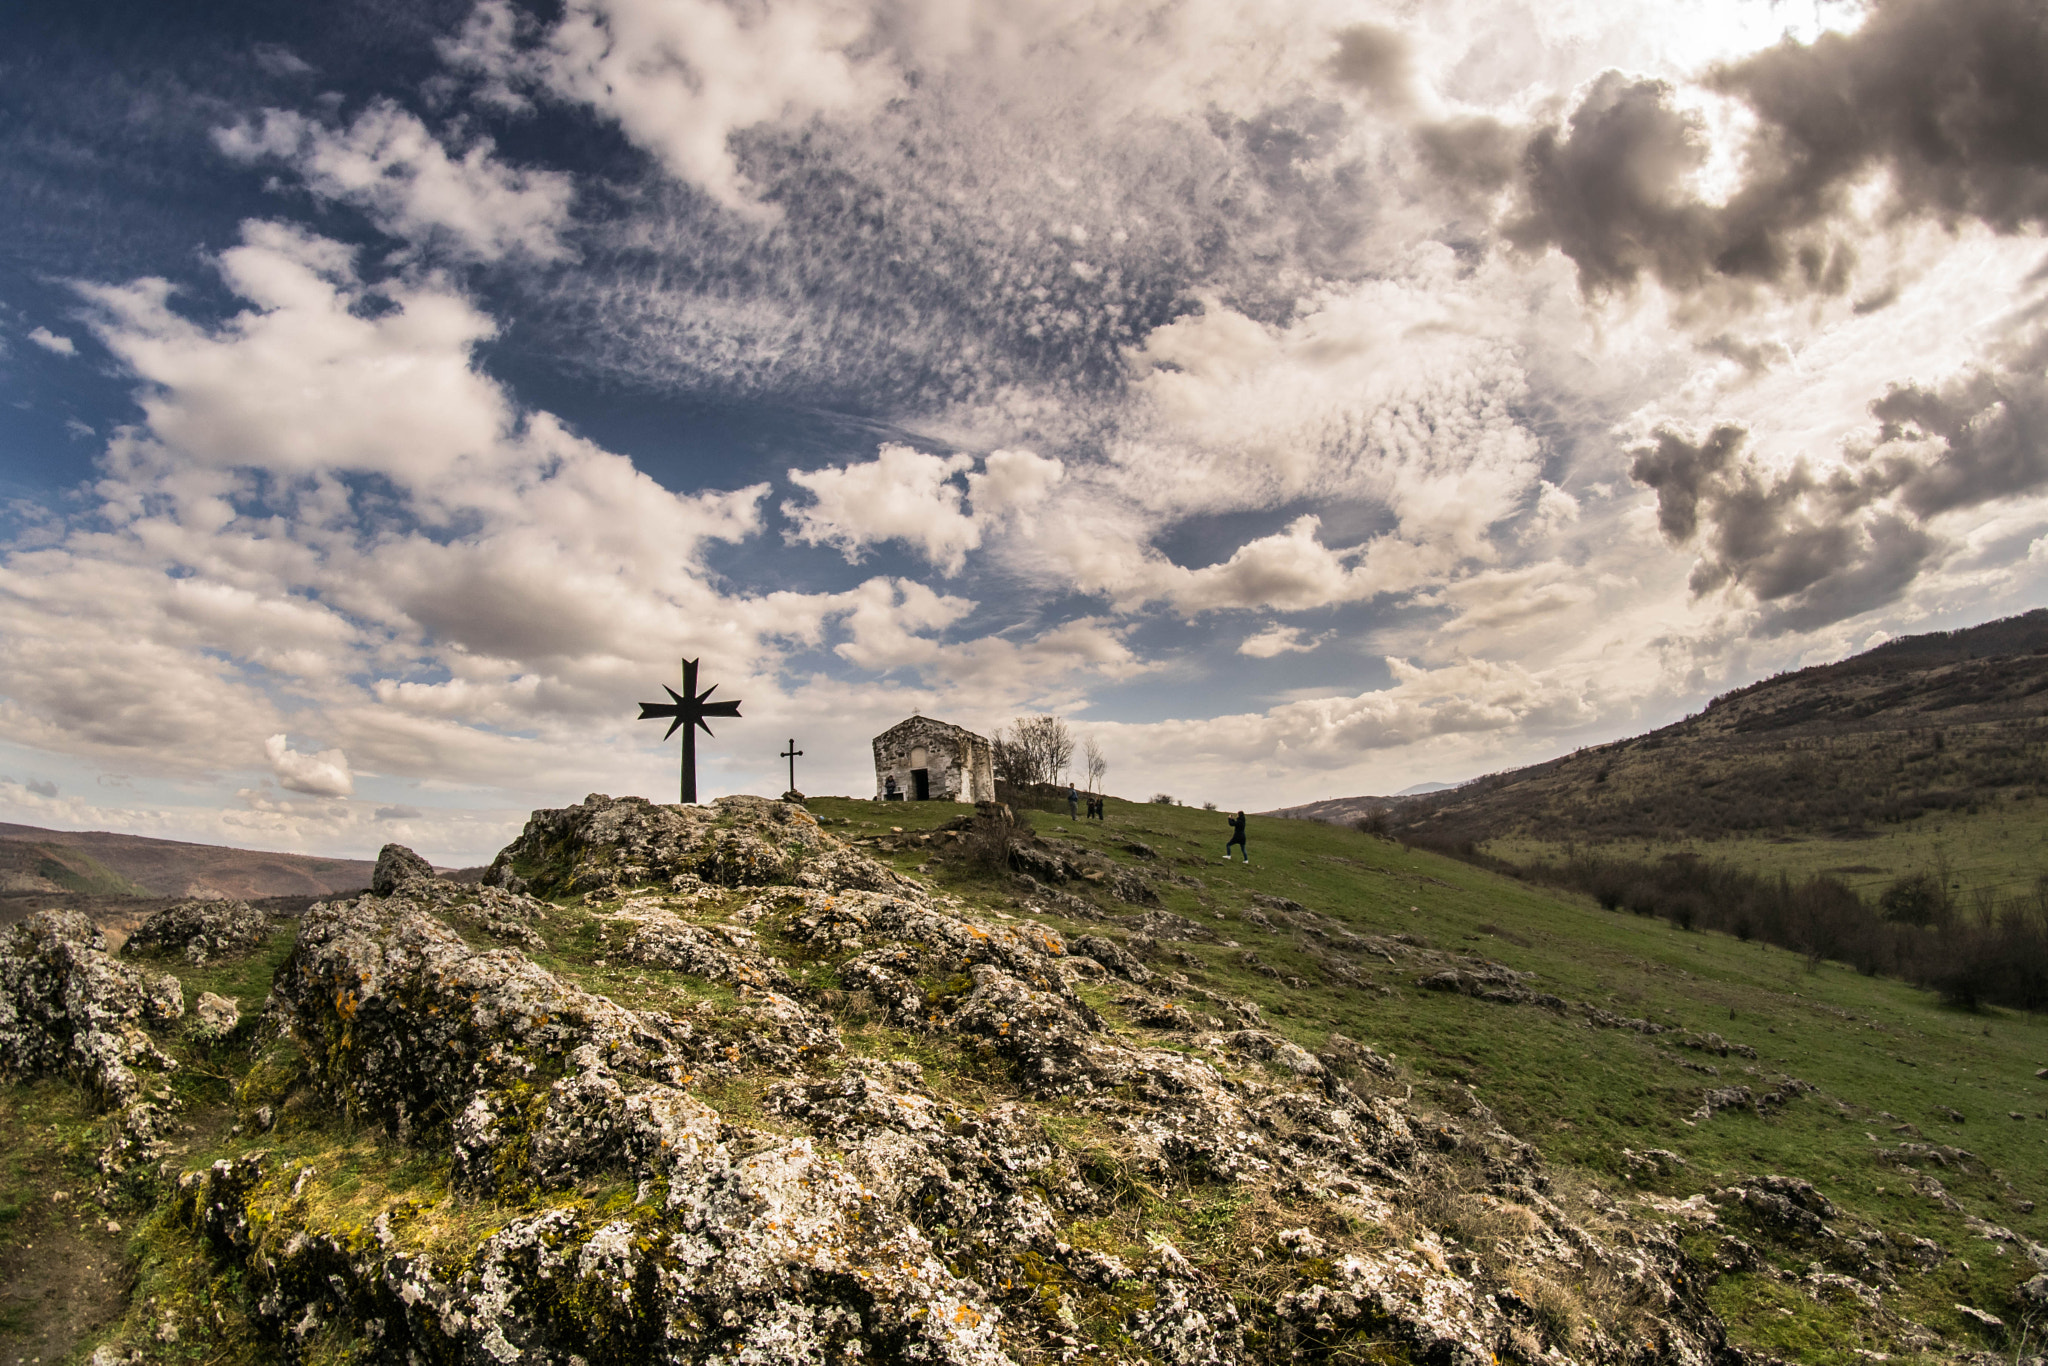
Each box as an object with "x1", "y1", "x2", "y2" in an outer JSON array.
[
  {"x1": 1067, "y1": 783, "x2": 1079, "y2": 819},
  {"x1": 1224, "y1": 810, "x2": 1248, "y2": 863}
]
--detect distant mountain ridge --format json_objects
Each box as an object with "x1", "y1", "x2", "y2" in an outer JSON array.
[
  {"x1": 0, "y1": 823, "x2": 376, "y2": 899},
  {"x1": 1279, "y1": 608, "x2": 2048, "y2": 848}
]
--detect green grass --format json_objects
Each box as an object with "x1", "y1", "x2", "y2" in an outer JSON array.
[
  {"x1": 14, "y1": 791, "x2": 2048, "y2": 1363},
  {"x1": 1486, "y1": 788, "x2": 2048, "y2": 902},
  {"x1": 811, "y1": 792, "x2": 2048, "y2": 1359}
]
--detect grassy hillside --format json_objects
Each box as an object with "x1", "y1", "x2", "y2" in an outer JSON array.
[
  {"x1": 0, "y1": 824, "x2": 376, "y2": 898},
  {"x1": 0, "y1": 841, "x2": 151, "y2": 896},
  {"x1": 819, "y1": 798, "x2": 2048, "y2": 1360},
  {"x1": 1325, "y1": 611, "x2": 2048, "y2": 904},
  {"x1": 4, "y1": 796, "x2": 2046, "y2": 1365}
]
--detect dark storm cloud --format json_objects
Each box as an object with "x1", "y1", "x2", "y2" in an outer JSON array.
[
  {"x1": 1415, "y1": 115, "x2": 1522, "y2": 195},
  {"x1": 1327, "y1": 23, "x2": 1418, "y2": 111},
  {"x1": 1720, "y1": 0, "x2": 2048, "y2": 235},
  {"x1": 1506, "y1": 73, "x2": 1720, "y2": 295},
  {"x1": 1871, "y1": 344, "x2": 2048, "y2": 518},
  {"x1": 1630, "y1": 324, "x2": 2048, "y2": 630},
  {"x1": 1508, "y1": 0, "x2": 2048, "y2": 299},
  {"x1": 1631, "y1": 421, "x2": 1929, "y2": 632},
  {"x1": 1756, "y1": 515, "x2": 1939, "y2": 635},
  {"x1": 1627, "y1": 421, "x2": 1745, "y2": 540}
]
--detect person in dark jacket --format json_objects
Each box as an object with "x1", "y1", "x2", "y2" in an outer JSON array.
[{"x1": 1224, "y1": 810, "x2": 1248, "y2": 863}]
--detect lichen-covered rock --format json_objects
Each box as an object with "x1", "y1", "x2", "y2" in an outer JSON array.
[
  {"x1": 193, "y1": 992, "x2": 241, "y2": 1039},
  {"x1": 1071, "y1": 932, "x2": 1153, "y2": 984},
  {"x1": 0, "y1": 909, "x2": 185, "y2": 1173},
  {"x1": 123, "y1": 898, "x2": 271, "y2": 965},
  {"x1": 1713, "y1": 1174, "x2": 1838, "y2": 1236},
  {"x1": 181, "y1": 1134, "x2": 1015, "y2": 1366},
  {"x1": 1, "y1": 910, "x2": 182, "y2": 1102},
  {"x1": 128, "y1": 795, "x2": 1757, "y2": 1366},
  {"x1": 271, "y1": 891, "x2": 708, "y2": 1152},
  {"x1": 371, "y1": 842, "x2": 437, "y2": 896},
  {"x1": 442, "y1": 883, "x2": 552, "y2": 945},
  {"x1": 488, "y1": 793, "x2": 832, "y2": 896}
]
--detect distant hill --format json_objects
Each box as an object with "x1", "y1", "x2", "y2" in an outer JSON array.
[
  {"x1": 1285, "y1": 608, "x2": 2048, "y2": 851},
  {"x1": 0, "y1": 823, "x2": 376, "y2": 899},
  {"x1": 0, "y1": 840, "x2": 151, "y2": 896},
  {"x1": 1261, "y1": 793, "x2": 1411, "y2": 825}
]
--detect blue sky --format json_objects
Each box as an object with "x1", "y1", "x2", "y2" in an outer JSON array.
[{"x1": 4, "y1": 0, "x2": 2048, "y2": 862}]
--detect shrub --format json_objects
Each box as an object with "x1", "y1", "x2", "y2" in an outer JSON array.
[
  {"x1": 1434, "y1": 844, "x2": 2048, "y2": 1012},
  {"x1": 1150, "y1": 793, "x2": 1176, "y2": 805},
  {"x1": 1879, "y1": 871, "x2": 1947, "y2": 927}
]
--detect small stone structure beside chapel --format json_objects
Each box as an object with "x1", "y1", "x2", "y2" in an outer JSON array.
[{"x1": 872, "y1": 716, "x2": 995, "y2": 802}]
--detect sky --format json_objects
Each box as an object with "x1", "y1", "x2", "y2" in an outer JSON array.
[{"x1": 3, "y1": 0, "x2": 2047, "y2": 864}]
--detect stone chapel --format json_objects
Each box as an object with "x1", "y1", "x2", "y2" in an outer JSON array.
[{"x1": 871, "y1": 716, "x2": 996, "y2": 802}]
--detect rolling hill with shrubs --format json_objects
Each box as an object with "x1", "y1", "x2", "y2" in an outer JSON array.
[{"x1": 1286, "y1": 610, "x2": 2048, "y2": 1018}]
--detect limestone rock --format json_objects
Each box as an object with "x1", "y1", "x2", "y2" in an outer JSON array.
[
  {"x1": 112, "y1": 795, "x2": 1757, "y2": 1366},
  {"x1": 1713, "y1": 1174, "x2": 1838, "y2": 1235},
  {"x1": 123, "y1": 898, "x2": 271, "y2": 965},
  {"x1": 0, "y1": 909, "x2": 184, "y2": 1171},
  {"x1": 192, "y1": 992, "x2": 240, "y2": 1039},
  {"x1": 371, "y1": 841, "x2": 437, "y2": 896},
  {"x1": 488, "y1": 793, "x2": 834, "y2": 896},
  {"x1": 1071, "y1": 932, "x2": 1153, "y2": 984}
]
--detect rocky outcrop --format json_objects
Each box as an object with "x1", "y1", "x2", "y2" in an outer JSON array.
[
  {"x1": 123, "y1": 898, "x2": 271, "y2": 965},
  {"x1": 43, "y1": 796, "x2": 1760, "y2": 1366},
  {"x1": 0, "y1": 909, "x2": 185, "y2": 1171},
  {"x1": 370, "y1": 841, "x2": 437, "y2": 896},
  {"x1": 485, "y1": 793, "x2": 853, "y2": 897},
  {"x1": 1002, "y1": 833, "x2": 1161, "y2": 906}
]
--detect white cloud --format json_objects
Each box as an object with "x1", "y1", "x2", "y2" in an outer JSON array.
[
  {"x1": 78, "y1": 221, "x2": 511, "y2": 488},
  {"x1": 1239, "y1": 624, "x2": 1328, "y2": 657},
  {"x1": 967, "y1": 448, "x2": 1066, "y2": 519},
  {"x1": 442, "y1": 0, "x2": 891, "y2": 212},
  {"x1": 783, "y1": 444, "x2": 1066, "y2": 575},
  {"x1": 784, "y1": 445, "x2": 976, "y2": 572},
  {"x1": 264, "y1": 733, "x2": 354, "y2": 797},
  {"x1": 27, "y1": 327, "x2": 76, "y2": 356},
  {"x1": 215, "y1": 102, "x2": 574, "y2": 262}
]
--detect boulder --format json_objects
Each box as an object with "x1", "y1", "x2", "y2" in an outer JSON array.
[
  {"x1": 124, "y1": 898, "x2": 271, "y2": 965},
  {"x1": 370, "y1": 842, "x2": 437, "y2": 896},
  {"x1": 486, "y1": 793, "x2": 832, "y2": 896},
  {"x1": 1071, "y1": 933, "x2": 1154, "y2": 985},
  {"x1": 193, "y1": 992, "x2": 240, "y2": 1039},
  {"x1": 0, "y1": 909, "x2": 184, "y2": 1171}
]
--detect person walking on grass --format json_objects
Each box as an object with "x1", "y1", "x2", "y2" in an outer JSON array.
[
  {"x1": 1224, "y1": 810, "x2": 1248, "y2": 863},
  {"x1": 1068, "y1": 782, "x2": 1079, "y2": 820}
]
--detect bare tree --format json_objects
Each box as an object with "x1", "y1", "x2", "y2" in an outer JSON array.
[
  {"x1": 991, "y1": 730, "x2": 1032, "y2": 787},
  {"x1": 999, "y1": 715, "x2": 1075, "y2": 787},
  {"x1": 1083, "y1": 736, "x2": 1107, "y2": 794},
  {"x1": 1024, "y1": 715, "x2": 1076, "y2": 785}
]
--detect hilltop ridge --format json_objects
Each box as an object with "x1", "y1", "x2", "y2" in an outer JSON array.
[{"x1": 1284, "y1": 610, "x2": 2048, "y2": 858}]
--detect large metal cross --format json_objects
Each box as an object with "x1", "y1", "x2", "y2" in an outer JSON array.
[
  {"x1": 779, "y1": 738, "x2": 803, "y2": 794},
  {"x1": 637, "y1": 658, "x2": 741, "y2": 804}
]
